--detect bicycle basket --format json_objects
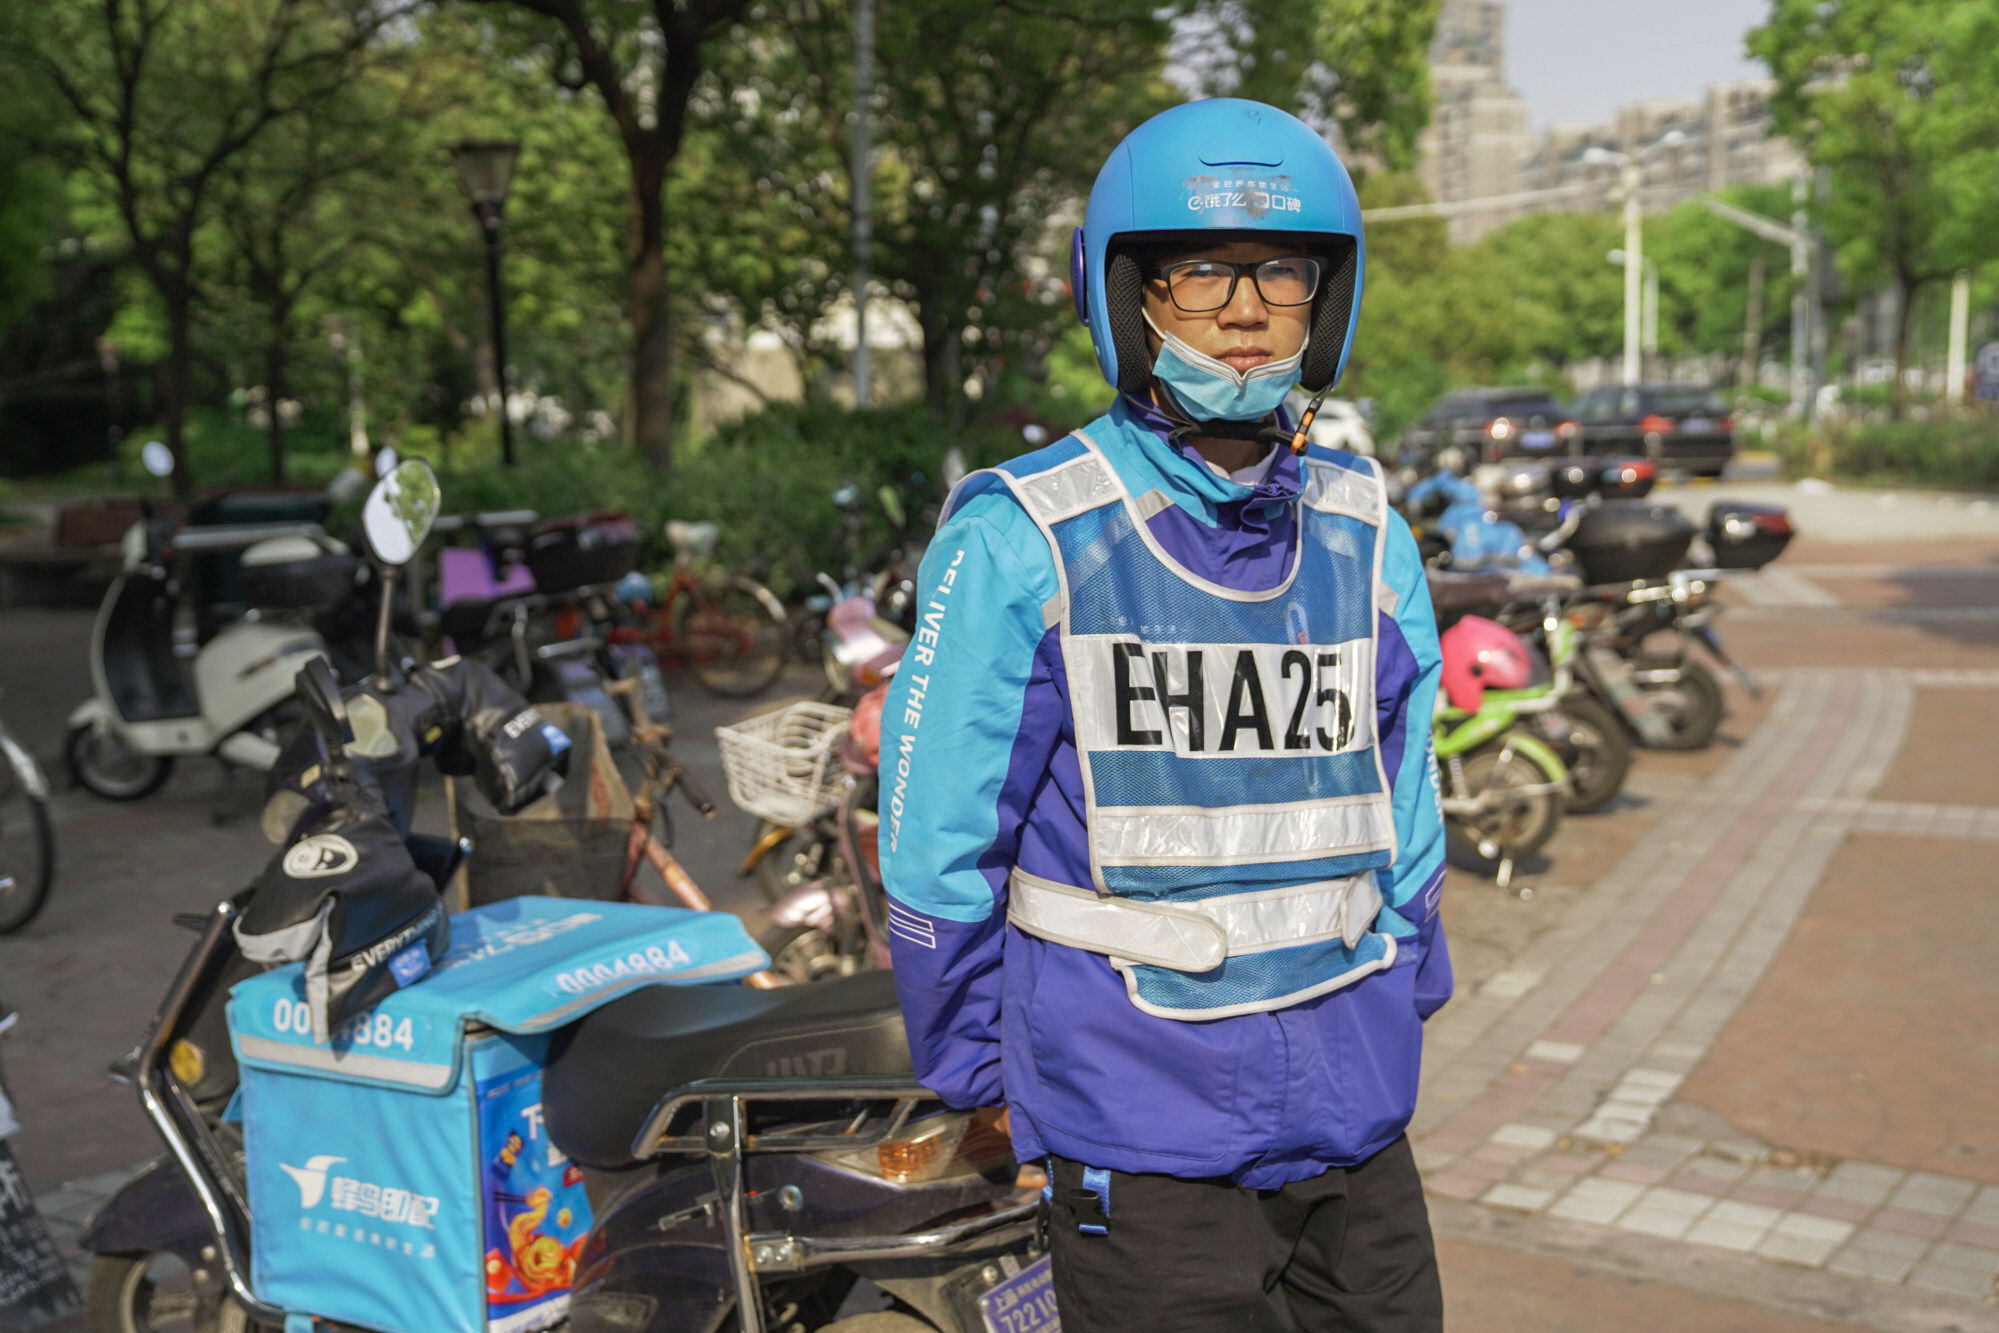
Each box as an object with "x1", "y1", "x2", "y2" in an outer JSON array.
[{"x1": 714, "y1": 701, "x2": 853, "y2": 826}]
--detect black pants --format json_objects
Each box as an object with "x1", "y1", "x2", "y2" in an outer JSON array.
[{"x1": 1045, "y1": 1136, "x2": 1442, "y2": 1333}]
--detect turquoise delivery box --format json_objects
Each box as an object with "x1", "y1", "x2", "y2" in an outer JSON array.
[{"x1": 228, "y1": 897, "x2": 766, "y2": 1333}]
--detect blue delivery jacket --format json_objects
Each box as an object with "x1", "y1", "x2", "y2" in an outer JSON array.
[{"x1": 879, "y1": 395, "x2": 1449, "y2": 1189}]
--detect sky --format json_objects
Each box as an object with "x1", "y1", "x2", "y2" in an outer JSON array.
[{"x1": 1504, "y1": 0, "x2": 1772, "y2": 129}]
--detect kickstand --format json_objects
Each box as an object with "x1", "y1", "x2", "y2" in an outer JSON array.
[{"x1": 1495, "y1": 852, "x2": 1533, "y2": 901}]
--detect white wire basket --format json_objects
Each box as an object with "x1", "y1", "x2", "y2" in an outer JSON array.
[{"x1": 715, "y1": 700, "x2": 854, "y2": 827}]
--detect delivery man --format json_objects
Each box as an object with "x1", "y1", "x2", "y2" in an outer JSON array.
[{"x1": 880, "y1": 97, "x2": 1450, "y2": 1332}]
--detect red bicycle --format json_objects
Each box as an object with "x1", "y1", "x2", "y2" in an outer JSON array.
[{"x1": 643, "y1": 520, "x2": 789, "y2": 697}]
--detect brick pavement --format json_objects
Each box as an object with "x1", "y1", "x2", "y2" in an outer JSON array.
[{"x1": 1413, "y1": 663, "x2": 1999, "y2": 1320}]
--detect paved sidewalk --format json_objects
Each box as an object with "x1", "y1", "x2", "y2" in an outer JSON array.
[{"x1": 1413, "y1": 664, "x2": 1999, "y2": 1327}]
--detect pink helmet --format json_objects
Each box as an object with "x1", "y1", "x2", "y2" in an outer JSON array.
[
  {"x1": 1439, "y1": 616, "x2": 1534, "y2": 713},
  {"x1": 848, "y1": 683, "x2": 888, "y2": 770}
]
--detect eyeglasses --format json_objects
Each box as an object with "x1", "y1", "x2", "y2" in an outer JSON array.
[{"x1": 1147, "y1": 255, "x2": 1323, "y2": 313}]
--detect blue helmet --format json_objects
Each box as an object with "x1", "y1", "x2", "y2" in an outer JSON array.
[{"x1": 1071, "y1": 98, "x2": 1366, "y2": 399}]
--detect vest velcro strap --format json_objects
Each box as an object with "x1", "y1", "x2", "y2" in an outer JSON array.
[{"x1": 1007, "y1": 868, "x2": 1383, "y2": 973}]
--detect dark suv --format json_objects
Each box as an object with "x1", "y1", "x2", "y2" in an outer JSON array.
[
  {"x1": 1399, "y1": 387, "x2": 1579, "y2": 468},
  {"x1": 1570, "y1": 383, "x2": 1735, "y2": 476}
]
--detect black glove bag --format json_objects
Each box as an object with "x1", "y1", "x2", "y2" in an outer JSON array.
[
  {"x1": 412, "y1": 657, "x2": 570, "y2": 814},
  {"x1": 233, "y1": 807, "x2": 449, "y2": 1044}
]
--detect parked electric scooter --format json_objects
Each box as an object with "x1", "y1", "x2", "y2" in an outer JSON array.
[
  {"x1": 1433, "y1": 614, "x2": 1571, "y2": 892},
  {"x1": 65, "y1": 443, "x2": 347, "y2": 799},
  {"x1": 81, "y1": 465, "x2": 1047, "y2": 1333}
]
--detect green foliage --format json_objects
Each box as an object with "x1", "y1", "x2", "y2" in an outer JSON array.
[
  {"x1": 1750, "y1": 0, "x2": 1999, "y2": 406},
  {"x1": 865, "y1": 0, "x2": 1177, "y2": 418},
  {"x1": 666, "y1": 402, "x2": 1022, "y2": 596},
  {"x1": 119, "y1": 408, "x2": 355, "y2": 487},
  {"x1": 0, "y1": 36, "x2": 63, "y2": 326},
  {"x1": 1177, "y1": 0, "x2": 1440, "y2": 172},
  {"x1": 1773, "y1": 418, "x2": 1999, "y2": 490},
  {"x1": 403, "y1": 402, "x2": 1026, "y2": 600}
]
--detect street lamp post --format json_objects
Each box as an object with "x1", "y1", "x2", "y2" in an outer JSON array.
[
  {"x1": 1620, "y1": 162, "x2": 1642, "y2": 386},
  {"x1": 449, "y1": 140, "x2": 522, "y2": 466},
  {"x1": 1608, "y1": 249, "x2": 1658, "y2": 376},
  {"x1": 1582, "y1": 132, "x2": 1684, "y2": 388}
]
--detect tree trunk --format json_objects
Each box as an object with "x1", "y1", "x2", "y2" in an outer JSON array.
[
  {"x1": 629, "y1": 161, "x2": 674, "y2": 476},
  {"x1": 1889, "y1": 275, "x2": 1917, "y2": 422},
  {"x1": 919, "y1": 303, "x2": 961, "y2": 423},
  {"x1": 266, "y1": 309, "x2": 288, "y2": 487},
  {"x1": 162, "y1": 283, "x2": 196, "y2": 498}
]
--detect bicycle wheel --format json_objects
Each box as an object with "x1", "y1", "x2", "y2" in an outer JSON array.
[
  {"x1": 676, "y1": 575, "x2": 787, "y2": 697},
  {"x1": 0, "y1": 756, "x2": 53, "y2": 933}
]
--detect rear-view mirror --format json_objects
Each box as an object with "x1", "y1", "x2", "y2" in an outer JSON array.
[{"x1": 362, "y1": 459, "x2": 441, "y2": 567}]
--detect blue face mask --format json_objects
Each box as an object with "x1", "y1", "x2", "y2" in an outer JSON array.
[{"x1": 1145, "y1": 311, "x2": 1307, "y2": 423}]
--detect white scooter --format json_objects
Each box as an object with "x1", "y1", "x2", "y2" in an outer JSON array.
[{"x1": 64, "y1": 443, "x2": 351, "y2": 799}]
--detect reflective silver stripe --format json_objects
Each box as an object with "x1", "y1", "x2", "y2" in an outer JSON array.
[
  {"x1": 235, "y1": 1035, "x2": 456, "y2": 1090},
  {"x1": 1013, "y1": 454, "x2": 1118, "y2": 525},
  {"x1": 1301, "y1": 457, "x2": 1384, "y2": 524},
  {"x1": 1008, "y1": 873, "x2": 1226, "y2": 971},
  {"x1": 1090, "y1": 797, "x2": 1394, "y2": 866},
  {"x1": 1008, "y1": 869, "x2": 1384, "y2": 972}
]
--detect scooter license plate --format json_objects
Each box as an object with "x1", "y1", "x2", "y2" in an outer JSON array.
[
  {"x1": 977, "y1": 1254, "x2": 1061, "y2": 1333},
  {"x1": 1520, "y1": 430, "x2": 1556, "y2": 449}
]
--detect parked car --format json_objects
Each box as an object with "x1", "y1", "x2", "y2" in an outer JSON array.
[
  {"x1": 1569, "y1": 383, "x2": 1736, "y2": 477},
  {"x1": 1398, "y1": 387, "x2": 1578, "y2": 469},
  {"x1": 1283, "y1": 390, "x2": 1375, "y2": 455}
]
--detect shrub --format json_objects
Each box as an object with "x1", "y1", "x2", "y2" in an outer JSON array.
[
  {"x1": 409, "y1": 402, "x2": 1027, "y2": 600},
  {"x1": 119, "y1": 408, "x2": 354, "y2": 489},
  {"x1": 1775, "y1": 417, "x2": 1999, "y2": 490},
  {"x1": 667, "y1": 402, "x2": 1022, "y2": 597}
]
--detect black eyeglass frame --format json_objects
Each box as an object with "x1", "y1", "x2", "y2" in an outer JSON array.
[{"x1": 1144, "y1": 255, "x2": 1325, "y2": 313}]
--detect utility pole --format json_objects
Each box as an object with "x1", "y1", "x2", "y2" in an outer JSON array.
[
  {"x1": 850, "y1": 0, "x2": 874, "y2": 408},
  {"x1": 1946, "y1": 270, "x2": 1970, "y2": 404},
  {"x1": 1740, "y1": 257, "x2": 1765, "y2": 389},
  {"x1": 1622, "y1": 161, "x2": 1643, "y2": 387}
]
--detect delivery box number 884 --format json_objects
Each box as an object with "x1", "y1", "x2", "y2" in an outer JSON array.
[{"x1": 271, "y1": 998, "x2": 420, "y2": 1052}]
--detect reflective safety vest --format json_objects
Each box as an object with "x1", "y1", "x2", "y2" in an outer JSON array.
[{"x1": 956, "y1": 429, "x2": 1400, "y2": 1020}]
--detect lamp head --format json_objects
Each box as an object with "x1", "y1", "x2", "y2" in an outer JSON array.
[{"x1": 448, "y1": 140, "x2": 521, "y2": 215}]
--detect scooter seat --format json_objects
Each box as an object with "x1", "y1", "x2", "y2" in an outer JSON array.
[{"x1": 542, "y1": 970, "x2": 913, "y2": 1169}]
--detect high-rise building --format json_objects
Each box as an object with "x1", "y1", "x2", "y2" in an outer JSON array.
[
  {"x1": 1417, "y1": 0, "x2": 1535, "y2": 241},
  {"x1": 1416, "y1": 0, "x2": 1801, "y2": 239},
  {"x1": 1515, "y1": 81, "x2": 1801, "y2": 216}
]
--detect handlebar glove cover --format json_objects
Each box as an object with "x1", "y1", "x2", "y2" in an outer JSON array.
[
  {"x1": 409, "y1": 657, "x2": 571, "y2": 815},
  {"x1": 259, "y1": 724, "x2": 348, "y2": 846},
  {"x1": 234, "y1": 806, "x2": 449, "y2": 1044}
]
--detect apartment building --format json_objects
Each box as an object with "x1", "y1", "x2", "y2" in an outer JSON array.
[{"x1": 1417, "y1": 0, "x2": 1800, "y2": 239}]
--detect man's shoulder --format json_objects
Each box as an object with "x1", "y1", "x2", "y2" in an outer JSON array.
[{"x1": 1299, "y1": 441, "x2": 1383, "y2": 478}]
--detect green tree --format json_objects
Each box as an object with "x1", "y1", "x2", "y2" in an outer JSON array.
[
  {"x1": 1645, "y1": 184, "x2": 1799, "y2": 375},
  {"x1": 6, "y1": 0, "x2": 413, "y2": 492},
  {"x1": 1174, "y1": 0, "x2": 1441, "y2": 171},
  {"x1": 464, "y1": 0, "x2": 756, "y2": 476},
  {"x1": 1751, "y1": 0, "x2": 1999, "y2": 415},
  {"x1": 870, "y1": 0, "x2": 1176, "y2": 421}
]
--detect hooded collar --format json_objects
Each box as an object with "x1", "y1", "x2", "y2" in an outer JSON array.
[{"x1": 1110, "y1": 393, "x2": 1302, "y2": 521}]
